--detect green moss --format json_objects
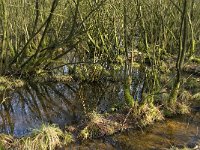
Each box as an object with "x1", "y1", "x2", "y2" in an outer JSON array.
[
  {"x1": 124, "y1": 76, "x2": 135, "y2": 107},
  {"x1": 124, "y1": 88, "x2": 134, "y2": 107}
]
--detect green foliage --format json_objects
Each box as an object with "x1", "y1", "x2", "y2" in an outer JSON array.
[
  {"x1": 0, "y1": 144, "x2": 5, "y2": 150},
  {"x1": 116, "y1": 55, "x2": 125, "y2": 65},
  {"x1": 79, "y1": 127, "x2": 90, "y2": 140},
  {"x1": 132, "y1": 62, "x2": 141, "y2": 69}
]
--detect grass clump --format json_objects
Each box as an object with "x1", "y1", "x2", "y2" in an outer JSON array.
[
  {"x1": 0, "y1": 124, "x2": 74, "y2": 150},
  {"x1": 179, "y1": 90, "x2": 192, "y2": 102},
  {"x1": 79, "y1": 111, "x2": 122, "y2": 140},
  {"x1": 17, "y1": 124, "x2": 73, "y2": 150},
  {"x1": 157, "y1": 89, "x2": 191, "y2": 116},
  {"x1": 135, "y1": 104, "x2": 164, "y2": 126},
  {"x1": 0, "y1": 134, "x2": 15, "y2": 149},
  {"x1": 176, "y1": 102, "x2": 190, "y2": 115},
  {"x1": 163, "y1": 102, "x2": 190, "y2": 117},
  {"x1": 192, "y1": 92, "x2": 200, "y2": 101},
  {"x1": 19, "y1": 124, "x2": 63, "y2": 150}
]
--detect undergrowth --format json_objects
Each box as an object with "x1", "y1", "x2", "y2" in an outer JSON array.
[{"x1": 0, "y1": 124, "x2": 74, "y2": 150}]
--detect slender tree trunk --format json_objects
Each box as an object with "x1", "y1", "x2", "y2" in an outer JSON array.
[
  {"x1": 170, "y1": 0, "x2": 188, "y2": 105},
  {"x1": 0, "y1": 0, "x2": 9, "y2": 75}
]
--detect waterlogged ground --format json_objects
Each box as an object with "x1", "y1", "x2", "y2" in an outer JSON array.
[
  {"x1": 0, "y1": 81, "x2": 126, "y2": 137},
  {"x1": 0, "y1": 78, "x2": 200, "y2": 149},
  {"x1": 111, "y1": 115, "x2": 200, "y2": 149},
  {"x1": 67, "y1": 114, "x2": 200, "y2": 150}
]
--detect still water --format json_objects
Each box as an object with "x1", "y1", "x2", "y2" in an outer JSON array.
[{"x1": 0, "y1": 81, "x2": 199, "y2": 149}]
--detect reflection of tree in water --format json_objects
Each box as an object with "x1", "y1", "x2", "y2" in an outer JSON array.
[
  {"x1": 0, "y1": 82, "x2": 76, "y2": 136},
  {"x1": 0, "y1": 81, "x2": 135, "y2": 137},
  {"x1": 75, "y1": 82, "x2": 123, "y2": 113}
]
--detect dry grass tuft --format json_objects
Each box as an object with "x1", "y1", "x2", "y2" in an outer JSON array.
[
  {"x1": 0, "y1": 124, "x2": 74, "y2": 150},
  {"x1": 79, "y1": 111, "x2": 122, "y2": 139},
  {"x1": 17, "y1": 124, "x2": 68, "y2": 150},
  {"x1": 176, "y1": 102, "x2": 190, "y2": 114},
  {"x1": 192, "y1": 92, "x2": 200, "y2": 101},
  {"x1": 0, "y1": 134, "x2": 15, "y2": 149},
  {"x1": 134, "y1": 104, "x2": 164, "y2": 126},
  {"x1": 179, "y1": 90, "x2": 192, "y2": 102}
]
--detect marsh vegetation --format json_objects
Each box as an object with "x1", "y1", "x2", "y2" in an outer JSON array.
[{"x1": 0, "y1": 0, "x2": 200, "y2": 149}]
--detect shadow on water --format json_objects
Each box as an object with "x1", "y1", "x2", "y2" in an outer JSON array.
[
  {"x1": 0, "y1": 81, "x2": 125, "y2": 137},
  {"x1": 0, "y1": 79, "x2": 200, "y2": 149},
  {"x1": 0, "y1": 82, "x2": 78, "y2": 137}
]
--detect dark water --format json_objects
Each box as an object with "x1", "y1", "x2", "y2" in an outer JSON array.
[
  {"x1": 0, "y1": 81, "x2": 200, "y2": 149},
  {"x1": 0, "y1": 82, "x2": 75, "y2": 137},
  {"x1": 0, "y1": 81, "x2": 125, "y2": 137}
]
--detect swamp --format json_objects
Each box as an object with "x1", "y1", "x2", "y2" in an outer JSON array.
[{"x1": 0, "y1": 0, "x2": 200, "y2": 149}]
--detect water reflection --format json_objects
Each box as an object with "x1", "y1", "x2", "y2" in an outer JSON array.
[
  {"x1": 0, "y1": 67, "x2": 145, "y2": 137},
  {"x1": 0, "y1": 82, "x2": 77, "y2": 137},
  {"x1": 0, "y1": 81, "x2": 125, "y2": 137}
]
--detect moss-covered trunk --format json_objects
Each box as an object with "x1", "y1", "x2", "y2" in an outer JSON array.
[{"x1": 169, "y1": 0, "x2": 188, "y2": 105}]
